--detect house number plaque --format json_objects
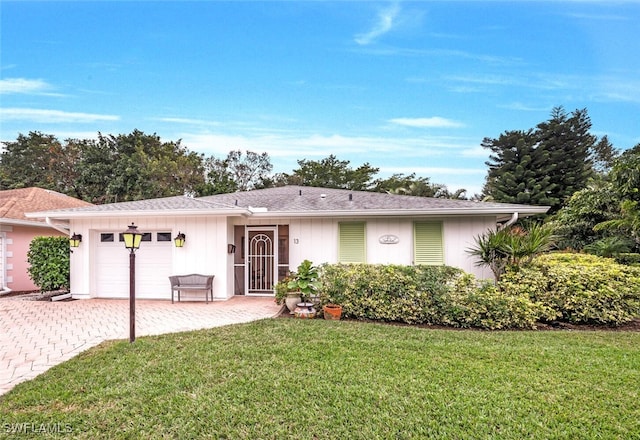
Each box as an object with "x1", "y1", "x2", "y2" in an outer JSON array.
[{"x1": 379, "y1": 234, "x2": 399, "y2": 244}]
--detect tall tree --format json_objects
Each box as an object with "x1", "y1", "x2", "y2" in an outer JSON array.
[
  {"x1": 0, "y1": 131, "x2": 62, "y2": 191},
  {"x1": 482, "y1": 129, "x2": 549, "y2": 205},
  {"x1": 483, "y1": 107, "x2": 599, "y2": 213},
  {"x1": 285, "y1": 154, "x2": 379, "y2": 190},
  {"x1": 535, "y1": 107, "x2": 596, "y2": 209},
  {"x1": 202, "y1": 150, "x2": 273, "y2": 194},
  {"x1": 93, "y1": 130, "x2": 206, "y2": 202}
]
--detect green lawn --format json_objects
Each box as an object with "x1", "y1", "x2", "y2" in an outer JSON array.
[{"x1": 1, "y1": 319, "x2": 639, "y2": 439}]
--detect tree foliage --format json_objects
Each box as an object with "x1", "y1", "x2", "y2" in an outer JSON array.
[
  {"x1": 202, "y1": 150, "x2": 273, "y2": 194},
  {"x1": 283, "y1": 155, "x2": 379, "y2": 191},
  {"x1": 0, "y1": 130, "x2": 207, "y2": 203},
  {"x1": 550, "y1": 184, "x2": 621, "y2": 250},
  {"x1": 373, "y1": 173, "x2": 466, "y2": 199},
  {"x1": 0, "y1": 132, "x2": 62, "y2": 191},
  {"x1": 482, "y1": 107, "x2": 599, "y2": 213}
]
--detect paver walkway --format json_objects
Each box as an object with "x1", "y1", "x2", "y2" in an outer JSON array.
[{"x1": 0, "y1": 296, "x2": 282, "y2": 395}]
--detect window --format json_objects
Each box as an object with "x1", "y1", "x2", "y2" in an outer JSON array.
[
  {"x1": 338, "y1": 222, "x2": 366, "y2": 263},
  {"x1": 100, "y1": 233, "x2": 114, "y2": 242},
  {"x1": 414, "y1": 222, "x2": 443, "y2": 265},
  {"x1": 157, "y1": 232, "x2": 172, "y2": 242}
]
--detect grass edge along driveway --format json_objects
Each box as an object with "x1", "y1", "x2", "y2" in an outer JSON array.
[{"x1": 1, "y1": 319, "x2": 639, "y2": 439}]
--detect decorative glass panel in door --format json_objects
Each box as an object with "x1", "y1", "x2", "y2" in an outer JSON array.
[{"x1": 247, "y1": 229, "x2": 276, "y2": 295}]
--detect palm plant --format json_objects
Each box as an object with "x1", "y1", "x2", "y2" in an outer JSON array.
[{"x1": 467, "y1": 223, "x2": 556, "y2": 280}]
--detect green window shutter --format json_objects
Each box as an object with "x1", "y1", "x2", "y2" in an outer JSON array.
[
  {"x1": 339, "y1": 222, "x2": 366, "y2": 263},
  {"x1": 414, "y1": 222, "x2": 443, "y2": 265}
]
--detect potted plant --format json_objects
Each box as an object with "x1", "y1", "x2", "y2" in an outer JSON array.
[
  {"x1": 287, "y1": 259, "x2": 321, "y2": 319},
  {"x1": 274, "y1": 275, "x2": 300, "y2": 314}
]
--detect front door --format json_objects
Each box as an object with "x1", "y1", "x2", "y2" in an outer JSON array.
[{"x1": 246, "y1": 228, "x2": 277, "y2": 295}]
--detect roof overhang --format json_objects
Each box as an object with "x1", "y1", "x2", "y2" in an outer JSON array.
[
  {"x1": 244, "y1": 206, "x2": 550, "y2": 219},
  {"x1": 25, "y1": 205, "x2": 549, "y2": 222},
  {"x1": 0, "y1": 218, "x2": 60, "y2": 229},
  {"x1": 25, "y1": 208, "x2": 252, "y2": 220}
]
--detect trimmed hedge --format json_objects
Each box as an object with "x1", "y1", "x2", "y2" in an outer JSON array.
[
  {"x1": 318, "y1": 264, "x2": 542, "y2": 329},
  {"x1": 499, "y1": 253, "x2": 640, "y2": 325},
  {"x1": 318, "y1": 257, "x2": 640, "y2": 329},
  {"x1": 26, "y1": 236, "x2": 70, "y2": 291}
]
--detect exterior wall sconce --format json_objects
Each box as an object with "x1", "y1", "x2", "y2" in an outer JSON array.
[
  {"x1": 174, "y1": 232, "x2": 186, "y2": 248},
  {"x1": 69, "y1": 233, "x2": 82, "y2": 248},
  {"x1": 227, "y1": 244, "x2": 236, "y2": 254}
]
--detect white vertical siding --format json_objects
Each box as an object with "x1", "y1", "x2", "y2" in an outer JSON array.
[
  {"x1": 69, "y1": 214, "x2": 497, "y2": 300},
  {"x1": 443, "y1": 216, "x2": 496, "y2": 279}
]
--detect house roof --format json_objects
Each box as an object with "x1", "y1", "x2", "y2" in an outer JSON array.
[
  {"x1": 26, "y1": 185, "x2": 549, "y2": 221},
  {"x1": 0, "y1": 187, "x2": 92, "y2": 227}
]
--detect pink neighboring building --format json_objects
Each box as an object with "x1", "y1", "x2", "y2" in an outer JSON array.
[{"x1": 0, "y1": 188, "x2": 92, "y2": 293}]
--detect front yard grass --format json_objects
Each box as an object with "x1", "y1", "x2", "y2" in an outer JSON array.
[{"x1": 1, "y1": 319, "x2": 639, "y2": 439}]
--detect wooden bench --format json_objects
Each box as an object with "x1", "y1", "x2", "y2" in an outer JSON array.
[{"x1": 169, "y1": 274, "x2": 215, "y2": 303}]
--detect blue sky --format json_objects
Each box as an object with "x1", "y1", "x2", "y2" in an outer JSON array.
[{"x1": 1, "y1": 1, "x2": 639, "y2": 196}]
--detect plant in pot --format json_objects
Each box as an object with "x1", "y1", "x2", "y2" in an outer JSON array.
[
  {"x1": 287, "y1": 259, "x2": 321, "y2": 319},
  {"x1": 274, "y1": 275, "x2": 300, "y2": 314}
]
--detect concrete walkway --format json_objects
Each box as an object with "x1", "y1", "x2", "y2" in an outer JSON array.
[{"x1": 0, "y1": 296, "x2": 282, "y2": 396}]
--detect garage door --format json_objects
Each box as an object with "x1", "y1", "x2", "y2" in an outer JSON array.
[{"x1": 94, "y1": 231, "x2": 173, "y2": 299}]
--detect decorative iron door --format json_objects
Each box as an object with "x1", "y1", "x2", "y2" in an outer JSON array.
[{"x1": 246, "y1": 229, "x2": 276, "y2": 295}]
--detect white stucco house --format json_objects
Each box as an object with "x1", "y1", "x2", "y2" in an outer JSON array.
[{"x1": 28, "y1": 185, "x2": 549, "y2": 301}]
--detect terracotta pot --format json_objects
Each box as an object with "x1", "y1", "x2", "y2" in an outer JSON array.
[
  {"x1": 285, "y1": 293, "x2": 302, "y2": 314},
  {"x1": 323, "y1": 304, "x2": 342, "y2": 320},
  {"x1": 294, "y1": 302, "x2": 316, "y2": 319}
]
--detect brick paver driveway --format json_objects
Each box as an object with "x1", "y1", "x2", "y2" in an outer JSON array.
[{"x1": 0, "y1": 296, "x2": 281, "y2": 395}]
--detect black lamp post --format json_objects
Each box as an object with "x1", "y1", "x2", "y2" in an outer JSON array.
[{"x1": 122, "y1": 223, "x2": 143, "y2": 343}]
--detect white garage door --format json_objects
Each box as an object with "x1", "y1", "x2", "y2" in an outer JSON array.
[{"x1": 95, "y1": 231, "x2": 173, "y2": 299}]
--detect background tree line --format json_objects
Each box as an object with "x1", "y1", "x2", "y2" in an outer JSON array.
[
  {"x1": 0, "y1": 130, "x2": 465, "y2": 203},
  {"x1": 1, "y1": 106, "x2": 638, "y2": 253}
]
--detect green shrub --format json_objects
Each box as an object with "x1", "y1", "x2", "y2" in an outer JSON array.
[
  {"x1": 319, "y1": 264, "x2": 459, "y2": 324},
  {"x1": 318, "y1": 264, "x2": 543, "y2": 329},
  {"x1": 26, "y1": 236, "x2": 70, "y2": 291},
  {"x1": 439, "y1": 274, "x2": 545, "y2": 330},
  {"x1": 500, "y1": 253, "x2": 640, "y2": 325},
  {"x1": 615, "y1": 252, "x2": 640, "y2": 266}
]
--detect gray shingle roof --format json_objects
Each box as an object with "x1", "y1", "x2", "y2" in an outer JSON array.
[
  {"x1": 27, "y1": 185, "x2": 549, "y2": 219},
  {"x1": 200, "y1": 185, "x2": 544, "y2": 213}
]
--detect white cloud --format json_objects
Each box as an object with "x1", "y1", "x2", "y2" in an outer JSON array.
[
  {"x1": 154, "y1": 117, "x2": 222, "y2": 126},
  {"x1": 0, "y1": 78, "x2": 54, "y2": 95},
  {"x1": 0, "y1": 108, "x2": 120, "y2": 123},
  {"x1": 384, "y1": 166, "x2": 485, "y2": 176},
  {"x1": 355, "y1": 3, "x2": 400, "y2": 46},
  {"x1": 389, "y1": 117, "x2": 464, "y2": 128}
]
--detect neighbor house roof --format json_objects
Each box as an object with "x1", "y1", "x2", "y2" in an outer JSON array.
[
  {"x1": 0, "y1": 187, "x2": 92, "y2": 227},
  {"x1": 26, "y1": 185, "x2": 549, "y2": 222}
]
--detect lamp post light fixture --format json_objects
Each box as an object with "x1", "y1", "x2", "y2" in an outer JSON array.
[
  {"x1": 122, "y1": 223, "x2": 143, "y2": 343},
  {"x1": 69, "y1": 233, "x2": 82, "y2": 248},
  {"x1": 174, "y1": 231, "x2": 186, "y2": 248}
]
